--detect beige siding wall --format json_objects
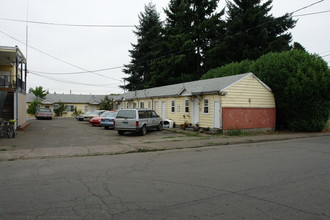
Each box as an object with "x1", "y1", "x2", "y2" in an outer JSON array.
[
  {"x1": 198, "y1": 94, "x2": 221, "y2": 128},
  {"x1": 119, "y1": 95, "x2": 221, "y2": 128},
  {"x1": 221, "y1": 75, "x2": 275, "y2": 108},
  {"x1": 17, "y1": 93, "x2": 27, "y2": 126}
]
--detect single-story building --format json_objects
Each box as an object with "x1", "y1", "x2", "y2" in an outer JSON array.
[
  {"x1": 115, "y1": 72, "x2": 276, "y2": 132},
  {"x1": 0, "y1": 46, "x2": 27, "y2": 129},
  {"x1": 26, "y1": 93, "x2": 117, "y2": 118}
]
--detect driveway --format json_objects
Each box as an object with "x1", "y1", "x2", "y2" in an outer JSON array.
[
  {"x1": 0, "y1": 118, "x2": 187, "y2": 149},
  {"x1": 1, "y1": 118, "x2": 329, "y2": 161}
]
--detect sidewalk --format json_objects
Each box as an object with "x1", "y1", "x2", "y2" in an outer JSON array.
[{"x1": 1, "y1": 130, "x2": 329, "y2": 161}]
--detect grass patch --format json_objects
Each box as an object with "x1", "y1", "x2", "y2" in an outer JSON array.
[
  {"x1": 11, "y1": 145, "x2": 16, "y2": 148},
  {"x1": 0, "y1": 149, "x2": 7, "y2": 151},
  {"x1": 137, "y1": 148, "x2": 166, "y2": 152},
  {"x1": 161, "y1": 136, "x2": 186, "y2": 139}
]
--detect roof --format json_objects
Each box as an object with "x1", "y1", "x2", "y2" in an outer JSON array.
[
  {"x1": 0, "y1": 46, "x2": 26, "y2": 65},
  {"x1": 118, "y1": 72, "x2": 270, "y2": 100},
  {"x1": 26, "y1": 93, "x2": 119, "y2": 105}
]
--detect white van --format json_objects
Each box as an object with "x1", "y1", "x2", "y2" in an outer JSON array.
[{"x1": 114, "y1": 109, "x2": 163, "y2": 136}]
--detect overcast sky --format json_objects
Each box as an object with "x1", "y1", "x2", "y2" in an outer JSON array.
[{"x1": 1, "y1": 0, "x2": 329, "y2": 95}]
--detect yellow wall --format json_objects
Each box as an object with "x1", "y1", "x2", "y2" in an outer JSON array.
[
  {"x1": 116, "y1": 75, "x2": 275, "y2": 128},
  {"x1": 221, "y1": 74, "x2": 275, "y2": 108}
]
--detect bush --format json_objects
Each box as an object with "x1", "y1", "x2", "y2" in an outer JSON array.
[{"x1": 26, "y1": 99, "x2": 38, "y2": 115}]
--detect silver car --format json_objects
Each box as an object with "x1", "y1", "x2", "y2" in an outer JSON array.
[{"x1": 114, "y1": 109, "x2": 163, "y2": 136}]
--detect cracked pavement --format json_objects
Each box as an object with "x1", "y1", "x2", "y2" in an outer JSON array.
[{"x1": 0, "y1": 136, "x2": 329, "y2": 219}]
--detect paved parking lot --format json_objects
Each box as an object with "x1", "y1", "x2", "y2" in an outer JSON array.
[{"x1": 0, "y1": 118, "x2": 185, "y2": 149}]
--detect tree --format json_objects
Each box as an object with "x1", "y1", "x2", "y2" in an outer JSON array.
[
  {"x1": 72, "y1": 107, "x2": 83, "y2": 117},
  {"x1": 149, "y1": 0, "x2": 225, "y2": 87},
  {"x1": 122, "y1": 3, "x2": 163, "y2": 91},
  {"x1": 26, "y1": 99, "x2": 39, "y2": 115},
  {"x1": 54, "y1": 102, "x2": 66, "y2": 117},
  {"x1": 29, "y1": 86, "x2": 48, "y2": 100},
  {"x1": 202, "y1": 50, "x2": 330, "y2": 131},
  {"x1": 99, "y1": 96, "x2": 114, "y2": 110},
  {"x1": 216, "y1": 0, "x2": 296, "y2": 64}
]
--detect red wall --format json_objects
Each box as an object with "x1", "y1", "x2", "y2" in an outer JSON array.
[{"x1": 222, "y1": 108, "x2": 276, "y2": 130}]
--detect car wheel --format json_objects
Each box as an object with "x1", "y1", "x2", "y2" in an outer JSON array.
[
  {"x1": 118, "y1": 131, "x2": 124, "y2": 135},
  {"x1": 140, "y1": 125, "x2": 147, "y2": 136},
  {"x1": 157, "y1": 122, "x2": 163, "y2": 131},
  {"x1": 7, "y1": 127, "x2": 15, "y2": 138}
]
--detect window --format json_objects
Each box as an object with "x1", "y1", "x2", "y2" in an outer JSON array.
[
  {"x1": 45, "y1": 105, "x2": 50, "y2": 109},
  {"x1": 171, "y1": 100, "x2": 175, "y2": 113},
  {"x1": 138, "y1": 111, "x2": 146, "y2": 119},
  {"x1": 66, "y1": 105, "x2": 75, "y2": 112},
  {"x1": 116, "y1": 110, "x2": 136, "y2": 119},
  {"x1": 84, "y1": 106, "x2": 88, "y2": 112},
  {"x1": 53, "y1": 104, "x2": 59, "y2": 111},
  {"x1": 140, "y1": 102, "x2": 144, "y2": 108},
  {"x1": 148, "y1": 101, "x2": 151, "y2": 109},
  {"x1": 185, "y1": 100, "x2": 189, "y2": 113},
  {"x1": 203, "y1": 99, "x2": 209, "y2": 114},
  {"x1": 133, "y1": 102, "x2": 137, "y2": 108}
]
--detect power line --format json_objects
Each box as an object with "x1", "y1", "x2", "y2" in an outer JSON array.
[
  {"x1": 30, "y1": 65, "x2": 124, "y2": 75},
  {"x1": 30, "y1": 72, "x2": 120, "y2": 87},
  {"x1": 291, "y1": 0, "x2": 324, "y2": 14},
  {"x1": 0, "y1": 17, "x2": 134, "y2": 28},
  {"x1": 0, "y1": 29, "x2": 122, "y2": 82},
  {"x1": 293, "y1": 10, "x2": 330, "y2": 17}
]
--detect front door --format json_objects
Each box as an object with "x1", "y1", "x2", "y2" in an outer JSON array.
[
  {"x1": 161, "y1": 101, "x2": 166, "y2": 120},
  {"x1": 192, "y1": 98, "x2": 199, "y2": 125},
  {"x1": 213, "y1": 101, "x2": 221, "y2": 128}
]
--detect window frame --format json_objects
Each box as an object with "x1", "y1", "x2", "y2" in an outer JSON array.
[
  {"x1": 203, "y1": 99, "x2": 209, "y2": 114},
  {"x1": 184, "y1": 100, "x2": 190, "y2": 113},
  {"x1": 171, "y1": 100, "x2": 175, "y2": 113}
]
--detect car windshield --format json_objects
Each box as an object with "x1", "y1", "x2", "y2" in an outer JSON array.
[
  {"x1": 101, "y1": 112, "x2": 116, "y2": 117},
  {"x1": 116, "y1": 110, "x2": 136, "y2": 119}
]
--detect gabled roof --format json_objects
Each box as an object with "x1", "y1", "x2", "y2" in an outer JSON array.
[
  {"x1": 118, "y1": 72, "x2": 269, "y2": 100},
  {"x1": 27, "y1": 93, "x2": 118, "y2": 104}
]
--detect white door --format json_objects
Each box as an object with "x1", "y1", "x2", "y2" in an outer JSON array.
[
  {"x1": 192, "y1": 98, "x2": 199, "y2": 124},
  {"x1": 154, "y1": 101, "x2": 158, "y2": 114},
  {"x1": 213, "y1": 101, "x2": 221, "y2": 128},
  {"x1": 161, "y1": 101, "x2": 166, "y2": 120}
]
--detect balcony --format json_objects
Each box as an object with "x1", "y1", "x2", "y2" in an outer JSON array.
[{"x1": 0, "y1": 46, "x2": 27, "y2": 94}]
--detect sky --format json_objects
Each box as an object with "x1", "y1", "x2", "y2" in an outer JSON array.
[{"x1": 0, "y1": 0, "x2": 329, "y2": 95}]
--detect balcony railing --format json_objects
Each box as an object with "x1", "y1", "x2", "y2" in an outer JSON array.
[{"x1": 0, "y1": 75, "x2": 26, "y2": 93}]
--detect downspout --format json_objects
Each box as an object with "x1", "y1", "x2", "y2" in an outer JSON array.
[{"x1": 15, "y1": 46, "x2": 19, "y2": 128}]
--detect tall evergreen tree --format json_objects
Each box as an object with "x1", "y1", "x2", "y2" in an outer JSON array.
[
  {"x1": 149, "y1": 0, "x2": 225, "y2": 87},
  {"x1": 223, "y1": 0, "x2": 296, "y2": 63},
  {"x1": 122, "y1": 3, "x2": 163, "y2": 91}
]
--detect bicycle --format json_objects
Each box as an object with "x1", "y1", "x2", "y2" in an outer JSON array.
[{"x1": 0, "y1": 118, "x2": 16, "y2": 138}]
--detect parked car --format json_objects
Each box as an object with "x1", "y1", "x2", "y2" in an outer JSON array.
[
  {"x1": 35, "y1": 108, "x2": 53, "y2": 120},
  {"x1": 82, "y1": 110, "x2": 106, "y2": 121},
  {"x1": 100, "y1": 111, "x2": 117, "y2": 129},
  {"x1": 114, "y1": 109, "x2": 163, "y2": 136},
  {"x1": 89, "y1": 111, "x2": 116, "y2": 127},
  {"x1": 76, "y1": 112, "x2": 91, "y2": 121}
]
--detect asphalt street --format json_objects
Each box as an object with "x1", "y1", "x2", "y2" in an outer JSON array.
[{"x1": 0, "y1": 136, "x2": 329, "y2": 219}]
